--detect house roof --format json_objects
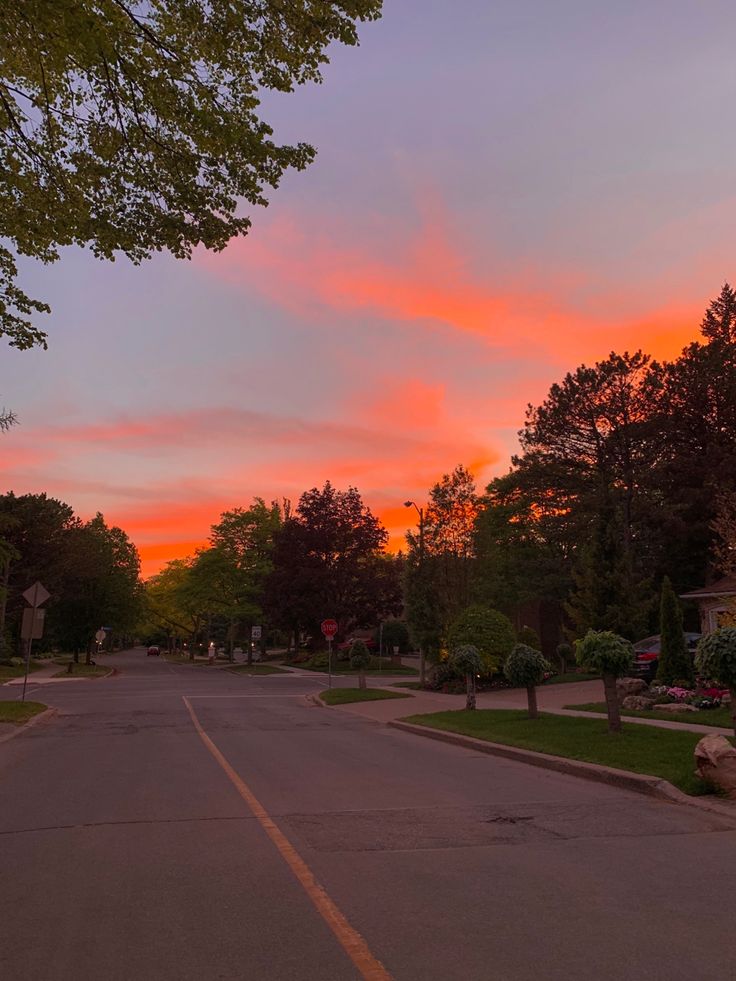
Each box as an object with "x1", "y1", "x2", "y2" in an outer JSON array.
[{"x1": 680, "y1": 574, "x2": 736, "y2": 600}]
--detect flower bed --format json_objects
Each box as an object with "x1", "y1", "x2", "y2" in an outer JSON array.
[{"x1": 646, "y1": 683, "x2": 728, "y2": 710}]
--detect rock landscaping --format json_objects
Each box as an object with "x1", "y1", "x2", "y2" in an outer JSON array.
[
  {"x1": 694, "y1": 734, "x2": 736, "y2": 799},
  {"x1": 617, "y1": 678, "x2": 728, "y2": 715}
]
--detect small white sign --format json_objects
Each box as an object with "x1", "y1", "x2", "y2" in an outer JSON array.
[
  {"x1": 21, "y1": 608, "x2": 45, "y2": 640},
  {"x1": 95, "y1": 629, "x2": 106, "y2": 643},
  {"x1": 251, "y1": 625, "x2": 262, "y2": 640}
]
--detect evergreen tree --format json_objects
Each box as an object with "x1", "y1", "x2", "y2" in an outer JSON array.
[
  {"x1": 700, "y1": 282, "x2": 736, "y2": 343},
  {"x1": 657, "y1": 576, "x2": 693, "y2": 685},
  {"x1": 565, "y1": 494, "x2": 650, "y2": 640}
]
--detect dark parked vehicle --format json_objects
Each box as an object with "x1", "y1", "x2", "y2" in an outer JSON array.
[
  {"x1": 630, "y1": 633, "x2": 701, "y2": 680},
  {"x1": 336, "y1": 636, "x2": 376, "y2": 652},
  {"x1": 147, "y1": 645, "x2": 161, "y2": 656}
]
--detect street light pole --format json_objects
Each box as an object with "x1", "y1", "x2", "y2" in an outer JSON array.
[{"x1": 404, "y1": 500, "x2": 427, "y2": 690}]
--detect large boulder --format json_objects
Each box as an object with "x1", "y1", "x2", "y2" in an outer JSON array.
[
  {"x1": 694, "y1": 734, "x2": 736, "y2": 799},
  {"x1": 616, "y1": 677, "x2": 648, "y2": 700},
  {"x1": 622, "y1": 695, "x2": 655, "y2": 711},
  {"x1": 653, "y1": 702, "x2": 698, "y2": 713}
]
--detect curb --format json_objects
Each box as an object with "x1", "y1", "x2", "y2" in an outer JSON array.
[
  {"x1": 388, "y1": 720, "x2": 736, "y2": 823},
  {"x1": 0, "y1": 707, "x2": 58, "y2": 747},
  {"x1": 306, "y1": 692, "x2": 332, "y2": 709}
]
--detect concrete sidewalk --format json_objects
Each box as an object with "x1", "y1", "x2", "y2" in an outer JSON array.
[
  {"x1": 2, "y1": 661, "x2": 60, "y2": 686},
  {"x1": 330, "y1": 678, "x2": 735, "y2": 737}
]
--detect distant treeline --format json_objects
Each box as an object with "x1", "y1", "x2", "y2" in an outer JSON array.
[{"x1": 0, "y1": 497, "x2": 140, "y2": 660}]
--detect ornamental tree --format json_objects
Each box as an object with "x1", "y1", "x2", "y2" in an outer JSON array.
[
  {"x1": 450, "y1": 644, "x2": 482, "y2": 710},
  {"x1": 349, "y1": 639, "x2": 371, "y2": 690},
  {"x1": 503, "y1": 644, "x2": 551, "y2": 719},
  {"x1": 575, "y1": 630, "x2": 633, "y2": 733},
  {"x1": 695, "y1": 627, "x2": 736, "y2": 737}
]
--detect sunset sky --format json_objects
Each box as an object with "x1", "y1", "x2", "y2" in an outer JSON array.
[{"x1": 3, "y1": 0, "x2": 736, "y2": 576}]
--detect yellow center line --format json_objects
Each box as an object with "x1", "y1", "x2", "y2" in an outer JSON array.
[{"x1": 182, "y1": 696, "x2": 392, "y2": 981}]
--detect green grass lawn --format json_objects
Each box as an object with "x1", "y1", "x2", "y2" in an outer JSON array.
[
  {"x1": 227, "y1": 664, "x2": 290, "y2": 675},
  {"x1": 51, "y1": 662, "x2": 110, "y2": 678},
  {"x1": 567, "y1": 701, "x2": 734, "y2": 729},
  {"x1": 321, "y1": 687, "x2": 413, "y2": 705},
  {"x1": 383, "y1": 674, "x2": 601, "y2": 692},
  {"x1": 301, "y1": 656, "x2": 418, "y2": 676},
  {"x1": 0, "y1": 700, "x2": 48, "y2": 725},
  {"x1": 543, "y1": 672, "x2": 600, "y2": 685},
  {"x1": 0, "y1": 660, "x2": 44, "y2": 681},
  {"x1": 402, "y1": 708, "x2": 720, "y2": 796}
]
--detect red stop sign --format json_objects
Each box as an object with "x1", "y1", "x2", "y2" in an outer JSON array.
[{"x1": 321, "y1": 619, "x2": 338, "y2": 639}]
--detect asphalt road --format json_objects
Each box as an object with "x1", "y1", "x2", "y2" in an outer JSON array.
[{"x1": 1, "y1": 650, "x2": 735, "y2": 981}]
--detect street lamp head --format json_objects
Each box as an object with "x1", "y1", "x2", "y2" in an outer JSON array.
[{"x1": 404, "y1": 500, "x2": 414, "y2": 509}]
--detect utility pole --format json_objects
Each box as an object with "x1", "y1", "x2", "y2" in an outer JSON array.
[{"x1": 404, "y1": 500, "x2": 427, "y2": 689}]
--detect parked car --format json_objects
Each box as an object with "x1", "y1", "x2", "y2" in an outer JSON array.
[
  {"x1": 630, "y1": 633, "x2": 701, "y2": 680},
  {"x1": 336, "y1": 637, "x2": 376, "y2": 652},
  {"x1": 147, "y1": 645, "x2": 161, "y2": 656}
]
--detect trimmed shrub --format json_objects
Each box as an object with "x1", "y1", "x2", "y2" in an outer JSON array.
[
  {"x1": 448, "y1": 606, "x2": 516, "y2": 675},
  {"x1": 695, "y1": 627, "x2": 736, "y2": 736}
]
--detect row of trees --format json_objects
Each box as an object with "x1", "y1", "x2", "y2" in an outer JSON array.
[
  {"x1": 0, "y1": 493, "x2": 141, "y2": 661},
  {"x1": 4, "y1": 286, "x2": 730, "y2": 672},
  {"x1": 403, "y1": 285, "x2": 736, "y2": 667},
  {"x1": 140, "y1": 484, "x2": 403, "y2": 657}
]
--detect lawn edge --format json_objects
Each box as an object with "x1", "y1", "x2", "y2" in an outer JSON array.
[
  {"x1": 313, "y1": 689, "x2": 413, "y2": 707},
  {"x1": 50, "y1": 666, "x2": 115, "y2": 680},
  {"x1": 388, "y1": 719, "x2": 736, "y2": 823},
  {"x1": 0, "y1": 706, "x2": 57, "y2": 746}
]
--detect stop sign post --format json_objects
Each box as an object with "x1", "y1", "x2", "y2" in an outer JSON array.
[{"x1": 321, "y1": 620, "x2": 338, "y2": 688}]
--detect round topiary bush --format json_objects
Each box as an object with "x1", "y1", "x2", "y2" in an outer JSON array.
[
  {"x1": 695, "y1": 627, "x2": 736, "y2": 736},
  {"x1": 575, "y1": 630, "x2": 633, "y2": 733},
  {"x1": 503, "y1": 643, "x2": 551, "y2": 719},
  {"x1": 447, "y1": 606, "x2": 516, "y2": 675},
  {"x1": 349, "y1": 639, "x2": 371, "y2": 689},
  {"x1": 449, "y1": 644, "x2": 483, "y2": 710}
]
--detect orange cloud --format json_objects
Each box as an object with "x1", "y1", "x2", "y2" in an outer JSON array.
[{"x1": 199, "y1": 205, "x2": 702, "y2": 366}]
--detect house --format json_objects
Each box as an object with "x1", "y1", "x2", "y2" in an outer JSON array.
[{"x1": 680, "y1": 575, "x2": 736, "y2": 634}]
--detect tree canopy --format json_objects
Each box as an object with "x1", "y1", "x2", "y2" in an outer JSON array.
[
  {"x1": 264, "y1": 482, "x2": 401, "y2": 642},
  {"x1": 0, "y1": 0, "x2": 382, "y2": 348},
  {"x1": 0, "y1": 492, "x2": 140, "y2": 657}
]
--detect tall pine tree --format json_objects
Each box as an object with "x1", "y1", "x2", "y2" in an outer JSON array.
[
  {"x1": 700, "y1": 282, "x2": 736, "y2": 343},
  {"x1": 565, "y1": 493, "x2": 651, "y2": 640}
]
